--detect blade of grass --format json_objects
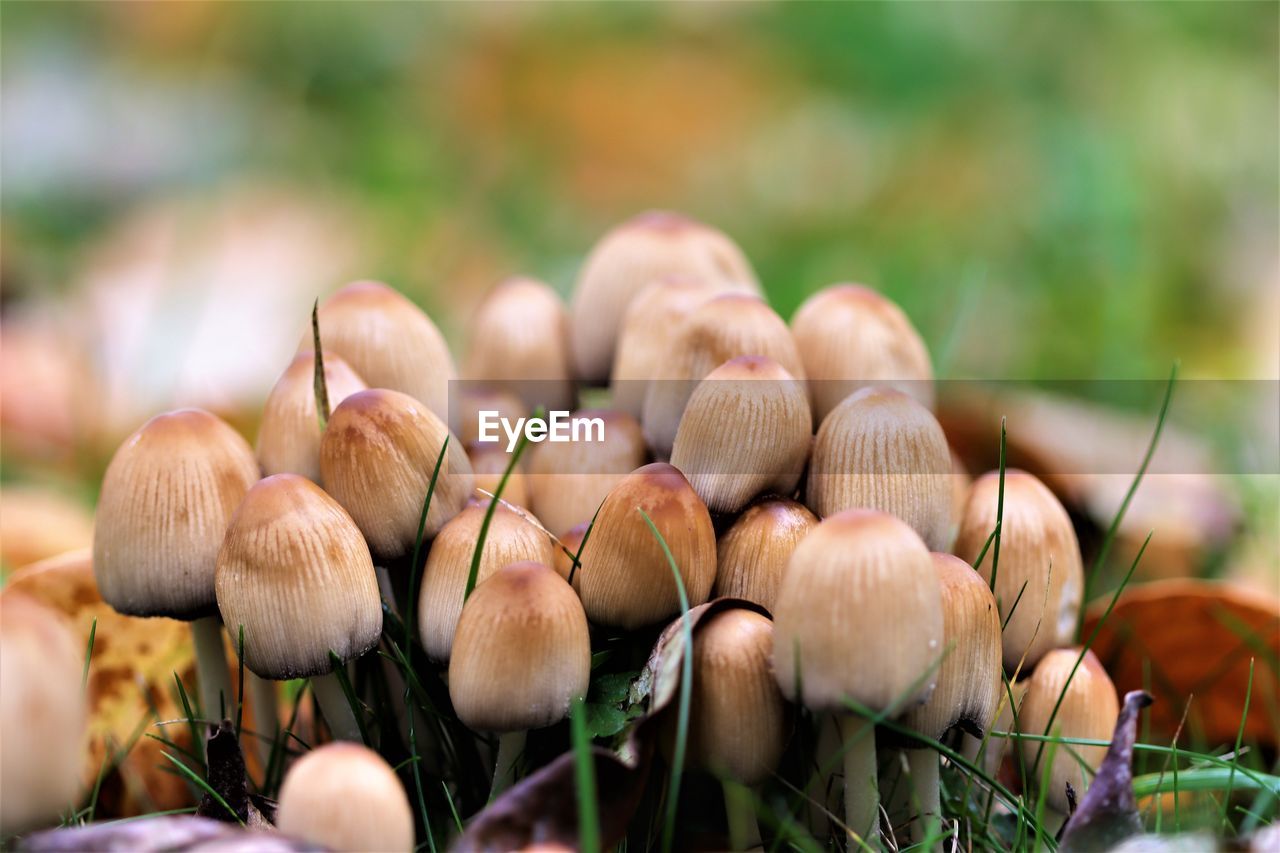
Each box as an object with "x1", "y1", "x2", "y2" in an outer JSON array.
[
  {"x1": 234, "y1": 626, "x2": 246, "y2": 740},
  {"x1": 566, "y1": 499, "x2": 604, "y2": 588},
  {"x1": 159, "y1": 750, "x2": 244, "y2": 825},
  {"x1": 81, "y1": 617, "x2": 97, "y2": 693},
  {"x1": 571, "y1": 695, "x2": 601, "y2": 853},
  {"x1": 442, "y1": 781, "x2": 464, "y2": 834},
  {"x1": 406, "y1": 680, "x2": 437, "y2": 853},
  {"x1": 1133, "y1": 766, "x2": 1278, "y2": 799},
  {"x1": 405, "y1": 436, "x2": 450, "y2": 659},
  {"x1": 312, "y1": 299, "x2": 330, "y2": 431},
  {"x1": 986, "y1": 417, "x2": 1007, "y2": 596},
  {"x1": 464, "y1": 409, "x2": 540, "y2": 601},
  {"x1": 325, "y1": 651, "x2": 370, "y2": 746},
  {"x1": 172, "y1": 674, "x2": 205, "y2": 774},
  {"x1": 1220, "y1": 658, "x2": 1256, "y2": 834}
]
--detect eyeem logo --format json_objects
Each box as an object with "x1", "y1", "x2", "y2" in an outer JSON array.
[{"x1": 477, "y1": 410, "x2": 605, "y2": 452}]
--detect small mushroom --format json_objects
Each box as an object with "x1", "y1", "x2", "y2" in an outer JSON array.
[
  {"x1": 276, "y1": 742, "x2": 413, "y2": 852},
  {"x1": 256, "y1": 351, "x2": 366, "y2": 483},
  {"x1": 449, "y1": 562, "x2": 590, "y2": 795},
  {"x1": 713, "y1": 498, "x2": 818, "y2": 612},
  {"x1": 670, "y1": 356, "x2": 812, "y2": 514},
  {"x1": 468, "y1": 442, "x2": 531, "y2": 508},
  {"x1": 453, "y1": 387, "x2": 526, "y2": 449},
  {"x1": 93, "y1": 408, "x2": 258, "y2": 717}
]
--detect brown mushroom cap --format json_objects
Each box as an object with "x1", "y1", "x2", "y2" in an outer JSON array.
[
  {"x1": 453, "y1": 387, "x2": 526, "y2": 448},
  {"x1": 276, "y1": 742, "x2": 414, "y2": 852},
  {"x1": 1017, "y1": 647, "x2": 1119, "y2": 813},
  {"x1": 417, "y1": 500, "x2": 556, "y2": 663},
  {"x1": 467, "y1": 443, "x2": 531, "y2": 509},
  {"x1": 713, "y1": 498, "x2": 818, "y2": 612},
  {"x1": 319, "y1": 388, "x2": 474, "y2": 561},
  {"x1": 94, "y1": 408, "x2": 258, "y2": 620},
  {"x1": 952, "y1": 470, "x2": 1084, "y2": 672},
  {"x1": 304, "y1": 280, "x2": 456, "y2": 419},
  {"x1": 257, "y1": 351, "x2": 367, "y2": 483},
  {"x1": 771, "y1": 509, "x2": 943, "y2": 714},
  {"x1": 790, "y1": 284, "x2": 934, "y2": 422},
  {"x1": 448, "y1": 562, "x2": 591, "y2": 732},
  {"x1": 569, "y1": 211, "x2": 759, "y2": 383},
  {"x1": 215, "y1": 474, "x2": 382, "y2": 680},
  {"x1": 806, "y1": 387, "x2": 952, "y2": 551},
  {"x1": 576, "y1": 463, "x2": 717, "y2": 629}
]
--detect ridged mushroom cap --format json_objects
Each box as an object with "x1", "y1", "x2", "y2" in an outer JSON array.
[
  {"x1": 670, "y1": 356, "x2": 812, "y2": 514},
  {"x1": 771, "y1": 510, "x2": 943, "y2": 714},
  {"x1": 713, "y1": 498, "x2": 818, "y2": 612},
  {"x1": 0, "y1": 592, "x2": 86, "y2": 835},
  {"x1": 525, "y1": 409, "x2": 648, "y2": 536},
  {"x1": 790, "y1": 284, "x2": 934, "y2": 422},
  {"x1": 575, "y1": 463, "x2": 717, "y2": 629},
  {"x1": 417, "y1": 500, "x2": 556, "y2": 663},
  {"x1": 900, "y1": 554, "x2": 1003, "y2": 740},
  {"x1": 952, "y1": 470, "x2": 1084, "y2": 672},
  {"x1": 1017, "y1": 647, "x2": 1119, "y2": 813},
  {"x1": 215, "y1": 474, "x2": 382, "y2": 680},
  {"x1": 257, "y1": 351, "x2": 367, "y2": 483},
  {"x1": 467, "y1": 443, "x2": 531, "y2": 509},
  {"x1": 449, "y1": 562, "x2": 591, "y2": 732},
  {"x1": 452, "y1": 387, "x2": 526, "y2": 449},
  {"x1": 93, "y1": 408, "x2": 258, "y2": 620},
  {"x1": 304, "y1": 280, "x2": 456, "y2": 419},
  {"x1": 569, "y1": 211, "x2": 759, "y2": 383},
  {"x1": 553, "y1": 522, "x2": 589, "y2": 586},
  {"x1": 277, "y1": 742, "x2": 414, "y2": 852},
  {"x1": 806, "y1": 387, "x2": 952, "y2": 550},
  {"x1": 463, "y1": 277, "x2": 575, "y2": 412},
  {"x1": 319, "y1": 388, "x2": 474, "y2": 561}
]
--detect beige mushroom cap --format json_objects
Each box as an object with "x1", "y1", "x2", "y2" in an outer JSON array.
[
  {"x1": 94, "y1": 408, "x2": 258, "y2": 620},
  {"x1": 449, "y1": 562, "x2": 591, "y2": 732},
  {"x1": 257, "y1": 351, "x2": 367, "y2": 483},
  {"x1": 276, "y1": 742, "x2": 414, "y2": 852},
  {"x1": 576, "y1": 463, "x2": 717, "y2": 629},
  {"x1": 215, "y1": 474, "x2": 382, "y2": 680},
  {"x1": 772, "y1": 509, "x2": 944, "y2": 714},
  {"x1": 713, "y1": 498, "x2": 818, "y2": 612},
  {"x1": 320, "y1": 388, "x2": 474, "y2": 561}
]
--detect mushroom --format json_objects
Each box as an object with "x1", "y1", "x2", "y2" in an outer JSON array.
[
  {"x1": 215, "y1": 474, "x2": 382, "y2": 741},
  {"x1": 453, "y1": 387, "x2": 526, "y2": 449},
  {"x1": 449, "y1": 562, "x2": 590, "y2": 795},
  {"x1": 552, "y1": 521, "x2": 589, "y2": 586},
  {"x1": 713, "y1": 498, "x2": 818, "y2": 614},
  {"x1": 806, "y1": 387, "x2": 953, "y2": 551},
  {"x1": 1017, "y1": 647, "x2": 1120, "y2": 817},
  {"x1": 771, "y1": 509, "x2": 944, "y2": 847},
  {"x1": 952, "y1": 470, "x2": 1084, "y2": 672},
  {"x1": 576, "y1": 463, "x2": 717, "y2": 629},
  {"x1": 789, "y1": 284, "x2": 934, "y2": 422},
  {"x1": 0, "y1": 592, "x2": 86, "y2": 836},
  {"x1": 276, "y1": 742, "x2": 413, "y2": 852},
  {"x1": 670, "y1": 356, "x2": 812, "y2": 514},
  {"x1": 569, "y1": 210, "x2": 759, "y2": 383},
  {"x1": 417, "y1": 499, "x2": 556, "y2": 663},
  {"x1": 304, "y1": 280, "x2": 456, "y2": 420},
  {"x1": 468, "y1": 443, "x2": 531, "y2": 508},
  {"x1": 525, "y1": 408, "x2": 647, "y2": 536},
  {"x1": 463, "y1": 276, "x2": 575, "y2": 412},
  {"x1": 256, "y1": 351, "x2": 366, "y2": 483},
  {"x1": 611, "y1": 276, "x2": 718, "y2": 417},
  {"x1": 642, "y1": 293, "x2": 806, "y2": 459},
  {"x1": 93, "y1": 408, "x2": 258, "y2": 717},
  {"x1": 319, "y1": 388, "x2": 474, "y2": 563}
]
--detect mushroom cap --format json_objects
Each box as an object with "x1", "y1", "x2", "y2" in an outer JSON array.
[
  {"x1": 417, "y1": 500, "x2": 556, "y2": 663},
  {"x1": 642, "y1": 293, "x2": 806, "y2": 459},
  {"x1": 1017, "y1": 647, "x2": 1119, "y2": 813},
  {"x1": 952, "y1": 469, "x2": 1084, "y2": 671},
  {"x1": 448, "y1": 562, "x2": 591, "y2": 732},
  {"x1": 900, "y1": 554, "x2": 1003, "y2": 740},
  {"x1": 682, "y1": 608, "x2": 789, "y2": 786},
  {"x1": 771, "y1": 509, "x2": 944, "y2": 714},
  {"x1": 670, "y1": 356, "x2": 812, "y2": 514},
  {"x1": 713, "y1": 497, "x2": 818, "y2": 612},
  {"x1": 525, "y1": 409, "x2": 648, "y2": 536},
  {"x1": 319, "y1": 388, "x2": 474, "y2": 561},
  {"x1": 553, "y1": 521, "x2": 589, "y2": 587},
  {"x1": 467, "y1": 443, "x2": 531, "y2": 509},
  {"x1": 0, "y1": 592, "x2": 86, "y2": 835},
  {"x1": 304, "y1": 280, "x2": 456, "y2": 420},
  {"x1": 790, "y1": 284, "x2": 934, "y2": 422},
  {"x1": 463, "y1": 277, "x2": 575, "y2": 412},
  {"x1": 576, "y1": 463, "x2": 717, "y2": 629},
  {"x1": 806, "y1": 386, "x2": 952, "y2": 551},
  {"x1": 453, "y1": 387, "x2": 526, "y2": 448},
  {"x1": 93, "y1": 408, "x2": 258, "y2": 620},
  {"x1": 257, "y1": 351, "x2": 367, "y2": 483},
  {"x1": 276, "y1": 742, "x2": 414, "y2": 852},
  {"x1": 569, "y1": 211, "x2": 759, "y2": 383},
  {"x1": 215, "y1": 474, "x2": 382, "y2": 680}
]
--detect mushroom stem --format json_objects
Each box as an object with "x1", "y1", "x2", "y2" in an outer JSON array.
[
  {"x1": 837, "y1": 715, "x2": 880, "y2": 850},
  {"x1": 722, "y1": 779, "x2": 761, "y2": 851},
  {"x1": 491, "y1": 730, "x2": 526, "y2": 798},
  {"x1": 312, "y1": 672, "x2": 362, "y2": 742},
  {"x1": 190, "y1": 616, "x2": 232, "y2": 720},
  {"x1": 906, "y1": 749, "x2": 941, "y2": 843},
  {"x1": 248, "y1": 673, "x2": 279, "y2": 766}
]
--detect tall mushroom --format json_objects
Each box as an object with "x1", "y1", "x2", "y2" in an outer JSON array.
[
  {"x1": 611, "y1": 276, "x2": 718, "y2": 417},
  {"x1": 257, "y1": 351, "x2": 366, "y2": 483},
  {"x1": 713, "y1": 498, "x2": 818, "y2": 612},
  {"x1": 277, "y1": 742, "x2": 413, "y2": 852},
  {"x1": 94, "y1": 408, "x2": 257, "y2": 717}
]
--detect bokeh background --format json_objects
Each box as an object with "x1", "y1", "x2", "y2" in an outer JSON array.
[{"x1": 1, "y1": 1, "x2": 1277, "y2": 574}]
